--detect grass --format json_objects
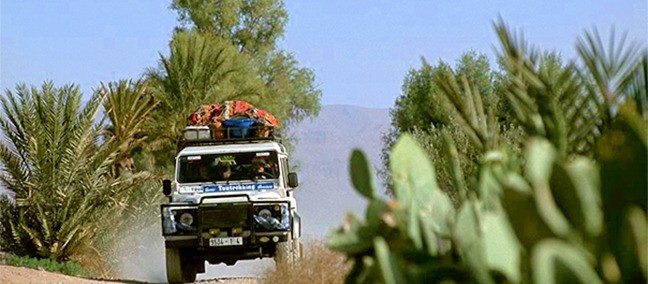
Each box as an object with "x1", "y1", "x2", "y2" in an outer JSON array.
[
  {"x1": 0, "y1": 253, "x2": 95, "y2": 278},
  {"x1": 262, "y1": 240, "x2": 350, "y2": 284}
]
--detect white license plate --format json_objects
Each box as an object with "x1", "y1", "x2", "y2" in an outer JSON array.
[{"x1": 209, "y1": 237, "x2": 243, "y2": 247}]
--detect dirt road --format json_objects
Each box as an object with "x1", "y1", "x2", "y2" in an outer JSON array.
[{"x1": 0, "y1": 265, "x2": 260, "y2": 284}]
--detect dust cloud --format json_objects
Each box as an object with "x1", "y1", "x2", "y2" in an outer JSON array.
[
  {"x1": 113, "y1": 223, "x2": 272, "y2": 283},
  {"x1": 113, "y1": 224, "x2": 166, "y2": 283}
]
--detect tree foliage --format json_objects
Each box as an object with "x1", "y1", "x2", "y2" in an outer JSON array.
[
  {"x1": 169, "y1": 0, "x2": 321, "y2": 124},
  {"x1": 145, "y1": 30, "x2": 258, "y2": 168},
  {"x1": 145, "y1": 1, "x2": 321, "y2": 169},
  {"x1": 391, "y1": 52, "x2": 496, "y2": 133},
  {"x1": 381, "y1": 51, "x2": 520, "y2": 201},
  {"x1": 334, "y1": 21, "x2": 647, "y2": 283},
  {"x1": 0, "y1": 83, "x2": 149, "y2": 263},
  {"x1": 171, "y1": 0, "x2": 288, "y2": 56},
  {"x1": 100, "y1": 80, "x2": 158, "y2": 177}
]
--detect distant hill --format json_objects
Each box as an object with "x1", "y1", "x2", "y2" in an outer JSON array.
[{"x1": 290, "y1": 104, "x2": 390, "y2": 238}]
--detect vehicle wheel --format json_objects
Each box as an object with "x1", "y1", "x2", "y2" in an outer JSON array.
[
  {"x1": 274, "y1": 234, "x2": 301, "y2": 267},
  {"x1": 292, "y1": 238, "x2": 303, "y2": 262},
  {"x1": 182, "y1": 261, "x2": 197, "y2": 283},
  {"x1": 274, "y1": 240, "x2": 291, "y2": 265},
  {"x1": 195, "y1": 260, "x2": 205, "y2": 274},
  {"x1": 166, "y1": 248, "x2": 196, "y2": 283}
]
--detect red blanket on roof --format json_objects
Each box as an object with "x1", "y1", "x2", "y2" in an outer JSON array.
[{"x1": 187, "y1": 101, "x2": 279, "y2": 128}]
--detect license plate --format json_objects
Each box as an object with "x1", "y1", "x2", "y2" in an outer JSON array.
[{"x1": 209, "y1": 237, "x2": 243, "y2": 247}]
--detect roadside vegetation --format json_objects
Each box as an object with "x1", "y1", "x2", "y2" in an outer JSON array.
[
  {"x1": 332, "y1": 20, "x2": 646, "y2": 283},
  {"x1": 0, "y1": 253, "x2": 94, "y2": 278},
  {"x1": 263, "y1": 240, "x2": 349, "y2": 284}
]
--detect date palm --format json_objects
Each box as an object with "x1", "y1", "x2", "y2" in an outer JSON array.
[
  {"x1": 100, "y1": 79, "x2": 158, "y2": 177},
  {"x1": 493, "y1": 20, "x2": 646, "y2": 155},
  {"x1": 0, "y1": 82, "x2": 146, "y2": 262}
]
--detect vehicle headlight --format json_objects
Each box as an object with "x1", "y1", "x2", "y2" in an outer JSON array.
[
  {"x1": 162, "y1": 207, "x2": 197, "y2": 234},
  {"x1": 180, "y1": 212, "x2": 194, "y2": 226},
  {"x1": 254, "y1": 204, "x2": 289, "y2": 231},
  {"x1": 174, "y1": 210, "x2": 196, "y2": 232},
  {"x1": 258, "y1": 209, "x2": 272, "y2": 219}
]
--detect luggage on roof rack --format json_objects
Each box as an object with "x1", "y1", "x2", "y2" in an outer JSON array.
[
  {"x1": 178, "y1": 124, "x2": 281, "y2": 150},
  {"x1": 181, "y1": 101, "x2": 280, "y2": 149},
  {"x1": 187, "y1": 101, "x2": 279, "y2": 128}
]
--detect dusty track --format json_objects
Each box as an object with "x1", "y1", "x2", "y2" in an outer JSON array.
[{"x1": 0, "y1": 265, "x2": 260, "y2": 284}]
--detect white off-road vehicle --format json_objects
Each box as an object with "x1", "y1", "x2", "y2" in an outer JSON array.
[{"x1": 160, "y1": 126, "x2": 301, "y2": 283}]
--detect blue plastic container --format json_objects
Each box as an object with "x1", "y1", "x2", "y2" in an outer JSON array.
[{"x1": 223, "y1": 118, "x2": 256, "y2": 137}]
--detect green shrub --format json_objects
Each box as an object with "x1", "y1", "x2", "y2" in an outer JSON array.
[{"x1": 1, "y1": 254, "x2": 94, "y2": 277}]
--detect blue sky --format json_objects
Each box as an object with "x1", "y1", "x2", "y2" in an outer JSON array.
[{"x1": 1, "y1": 0, "x2": 646, "y2": 109}]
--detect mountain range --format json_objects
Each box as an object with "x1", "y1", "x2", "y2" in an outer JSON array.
[{"x1": 291, "y1": 104, "x2": 390, "y2": 238}]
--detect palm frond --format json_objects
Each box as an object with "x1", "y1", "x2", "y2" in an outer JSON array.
[
  {"x1": 576, "y1": 28, "x2": 644, "y2": 112},
  {"x1": 0, "y1": 82, "x2": 153, "y2": 261},
  {"x1": 493, "y1": 20, "x2": 617, "y2": 156},
  {"x1": 434, "y1": 66, "x2": 500, "y2": 152}
]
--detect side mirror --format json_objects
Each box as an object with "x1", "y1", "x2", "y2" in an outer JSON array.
[
  {"x1": 162, "y1": 179, "x2": 172, "y2": 196},
  {"x1": 288, "y1": 172, "x2": 299, "y2": 188}
]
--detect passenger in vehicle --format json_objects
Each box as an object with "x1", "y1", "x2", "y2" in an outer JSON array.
[
  {"x1": 251, "y1": 157, "x2": 275, "y2": 179},
  {"x1": 220, "y1": 165, "x2": 233, "y2": 180}
]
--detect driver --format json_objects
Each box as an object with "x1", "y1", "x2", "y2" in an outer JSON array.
[{"x1": 197, "y1": 162, "x2": 212, "y2": 181}]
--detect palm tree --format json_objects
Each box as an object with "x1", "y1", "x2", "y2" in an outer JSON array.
[
  {"x1": 100, "y1": 79, "x2": 158, "y2": 177},
  {"x1": 493, "y1": 20, "x2": 646, "y2": 155},
  {"x1": 0, "y1": 82, "x2": 145, "y2": 262}
]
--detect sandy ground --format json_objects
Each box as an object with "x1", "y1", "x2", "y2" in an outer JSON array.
[
  {"x1": 0, "y1": 265, "x2": 260, "y2": 284},
  {"x1": 0, "y1": 265, "x2": 108, "y2": 284}
]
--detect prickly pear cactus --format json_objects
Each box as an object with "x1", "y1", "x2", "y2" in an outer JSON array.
[
  {"x1": 329, "y1": 135, "x2": 465, "y2": 283},
  {"x1": 330, "y1": 128, "x2": 646, "y2": 283},
  {"x1": 330, "y1": 135, "x2": 523, "y2": 283},
  {"x1": 597, "y1": 109, "x2": 647, "y2": 283}
]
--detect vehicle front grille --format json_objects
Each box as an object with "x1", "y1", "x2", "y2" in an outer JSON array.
[{"x1": 199, "y1": 204, "x2": 249, "y2": 228}]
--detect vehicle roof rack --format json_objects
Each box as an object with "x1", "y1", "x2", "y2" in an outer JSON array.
[{"x1": 177, "y1": 126, "x2": 282, "y2": 150}]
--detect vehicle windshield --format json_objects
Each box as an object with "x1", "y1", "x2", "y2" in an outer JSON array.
[{"x1": 178, "y1": 151, "x2": 279, "y2": 184}]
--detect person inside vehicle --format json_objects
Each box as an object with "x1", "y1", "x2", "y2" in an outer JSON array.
[
  {"x1": 220, "y1": 165, "x2": 233, "y2": 180},
  {"x1": 251, "y1": 157, "x2": 275, "y2": 179},
  {"x1": 193, "y1": 156, "x2": 238, "y2": 182},
  {"x1": 197, "y1": 162, "x2": 212, "y2": 181}
]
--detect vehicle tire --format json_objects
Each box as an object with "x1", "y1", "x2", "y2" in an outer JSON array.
[
  {"x1": 182, "y1": 261, "x2": 197, "y2": 283},
  {"x1": 274, "y1": 234, "x2": 301, "y2": 267},
  {"x1": 292, "y1": 238, "x2": 303, "y2": 262},
  {"x1": 166, "y1": 248, "x2": 196, "y2": 283},
  {"x1": 274, "y1": 234, "x2": 293, "y2": 266},
  {"x1": 195, "y1": 260, "x2": 206, "y2": 274}
]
